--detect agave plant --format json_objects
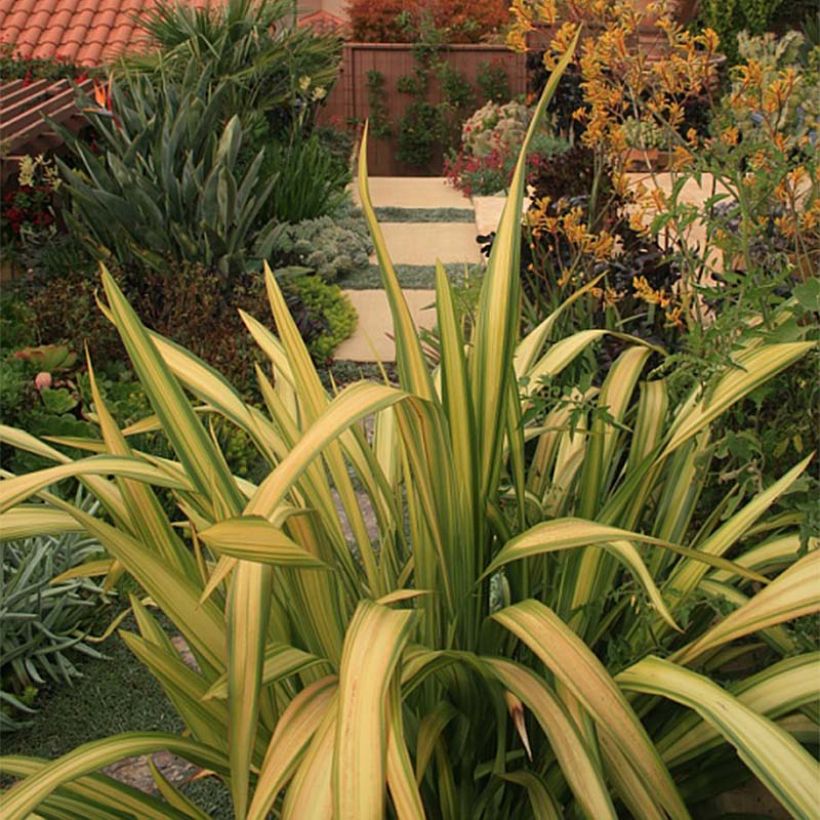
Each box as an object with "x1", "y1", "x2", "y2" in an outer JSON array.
[{"x1": 1, "y1": 39, "x2": 818, "y2": 818}]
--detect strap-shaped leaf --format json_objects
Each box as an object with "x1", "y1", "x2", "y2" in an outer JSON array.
[
  {"x1": 493, "y1": 600, "x2": 689, "y2": 819},
  {"x1": 0, "y1": 755, "x2": 190, "y2": 820},
  {"x1": 674, "y1": 550, "x2": 820, "y2": 665},
  {"x1": 487, "y1": 658, "x2": 617, "y2": 819},
  {"x1": 618, "y1": 656, "x2": 819, "y2": 818},
  {"x1": 0, "y1": 455, "x2": 189, "y2": 514},
  {"x1": 0, "y1": 733, "x2": 229, "y2": 820},
  {"x1": 199, "y1": 516, "x2": 328, "y2": 567},
  {"x1": 227, "y1": 560, "x2": 272, "y2": 818},
  {"x1": 247, "y1": 677, "x2": 338, "y2": 820},
  {"x1": 333, "y1": 600, "x2": 415, "y2": 819}
]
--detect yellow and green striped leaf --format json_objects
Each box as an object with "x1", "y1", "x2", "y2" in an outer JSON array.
[
  {"x1": 199, "y1": 516, "x2": 328, "y2": 568},
  {"x1": 493, "y1": 600, "x2": 688, "y2": 819},
  {"x1": 674, "y1": 550, "x2": 820, "y2": 665},
  {"x1": 487, "y1": 658, "x2": 617, "y2": 818},
  {"x1": 0, "y1": 733, "x2": 229, "y2": 820},
  {"x1": 333, "y1": 600, "x2": 415, "y2": 819},
  {"x1": 618, "y1": 656, "x2": 819, "y2": 818},
  {"x1": 247, "y1": 677, "x2": 337, "y2": 820}
]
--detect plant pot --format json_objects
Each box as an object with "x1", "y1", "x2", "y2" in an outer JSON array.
[
  {"x1": 631, "y1": 0, "x2": 699, "y2": 26},
  {"x1": 0, "y1": 256, "x2": 23, "y2": 282}
]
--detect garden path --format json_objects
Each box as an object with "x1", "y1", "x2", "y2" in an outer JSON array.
[
  {"x1": 334, "y1": 172, "x2": 722, "y2": 362},
  {"x1": 335, "y1": 177, "x2": 480, "y2": 362}
]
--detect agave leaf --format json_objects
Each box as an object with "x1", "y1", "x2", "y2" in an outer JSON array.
[
  {"x1": 618, "y1": 656, "x2": 819, "y2": 818},
  {"x1": 333, "y1": 600, "x2": 415, "y2": 819},
  {"x1": 493, "y1": 600, "x2": 688, "y2": 819},
  {"x1": 0, "y1": 733, "x2": 229, "y2": 820}
]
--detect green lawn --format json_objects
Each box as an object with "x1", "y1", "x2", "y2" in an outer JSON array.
[{"x1": 2, "y1": 617, "x2": 233, "y2": 817}]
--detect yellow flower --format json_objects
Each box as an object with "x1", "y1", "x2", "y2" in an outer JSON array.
[
  {"x1": 18, "y1": 155, "x2": 36, "y2": 187},
  {"x1": 633, "y1": 275, "x2": 661, "y2": 304},
  {"x1": 603, "y1": 286, "x2": 622, "y2": 307},
  {"x1": 720, "y1": 127, "x2": 739, "y2": 146}
]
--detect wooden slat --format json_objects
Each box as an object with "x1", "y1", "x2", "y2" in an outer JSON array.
[{"x1": 0, "y1": 78, "x2": 93, "y2": 155}]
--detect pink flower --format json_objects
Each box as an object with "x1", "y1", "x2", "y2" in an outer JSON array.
[{"x1": 34, "y1": 372, "x2": 52, "y2": 391}]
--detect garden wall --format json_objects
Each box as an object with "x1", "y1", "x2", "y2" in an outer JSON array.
[{"x1": 320, "y1": 43, "x2": 526, "y2": 176}]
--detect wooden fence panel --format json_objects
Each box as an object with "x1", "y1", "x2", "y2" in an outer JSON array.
[{"x1": 318, "y1": 43, "x2": 526, "y2": 176}]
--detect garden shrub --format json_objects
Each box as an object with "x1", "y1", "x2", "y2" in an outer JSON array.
[
  {"x1": 0, "y1": 155, "x2": 63, "y2": 265},
  {"x1": 287, "y1": 275, "x2": 357, "y2": 363},
  {"x1": 349, "y1": 0, "x2": 510, "y2": 44},
  {"x1": 134, "y1": 0, "x2": 342, "y2": 132},
  {"x1": 55, "y1": 68, "x2": 281, "y2": 277},
  {"x1": 697, "y1": 0, "x2": 786, "y2": 62},
  {"x1": 1, "y1": 60, "x2": 817, "y2": 813},
  {"x1": 261, "y1": 132, "x2": 351, "y2": 223},
  {"x1": 270, "y1": 209, "x2": 373, "y2": 282},
  {"x1": 9, "y1": 254, "x2": 357, "y2": 406},
  {"x1": 445, "y1": 101, "x2": 569, "y2": 195},
  {"x1": 0, "y1": 45, "x2": 91, "y2": 82}
]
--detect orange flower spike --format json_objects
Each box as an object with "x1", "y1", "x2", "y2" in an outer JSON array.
[
  {"x1": 671, "y1": 145, "x2": 694, "y2": 171},
  {"x1": 650, "y1": 188, "x2": 667, "y2": 212},
  {"x1": 93, "y1": 77, "x2": 112, "y2": 110}
]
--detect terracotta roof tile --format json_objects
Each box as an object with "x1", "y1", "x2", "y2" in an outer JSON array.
[{"x1": 0, "y1": 0, "x2": 226, "y2": 67}]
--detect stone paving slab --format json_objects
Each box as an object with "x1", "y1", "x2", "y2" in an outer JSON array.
[
  {"x1": 334, "y1": 289, "x2": 437, "y2": 362},
  {"x1": 473, "y1": 195, "x2": 529, "y2": 236},
  {"x1": 373, "y1": 222, "x2": 482, "y2": 266},
  {"x1": 352, "y1": 177, "x2": 472, "y2": 210}
]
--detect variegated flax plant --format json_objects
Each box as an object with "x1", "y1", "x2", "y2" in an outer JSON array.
[{"x1": 1, "y1": 34, "x2": 818, "y2": 819}]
